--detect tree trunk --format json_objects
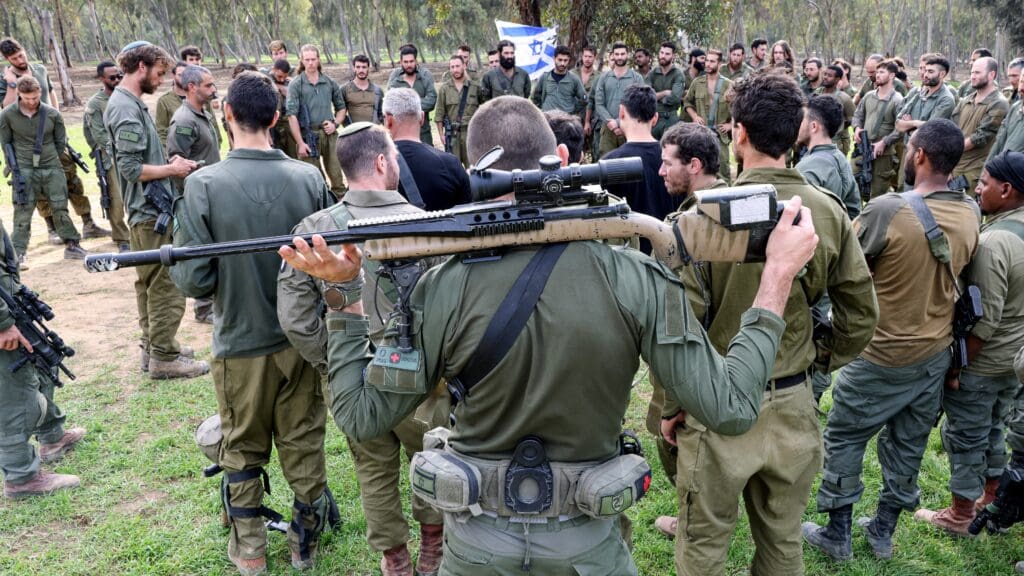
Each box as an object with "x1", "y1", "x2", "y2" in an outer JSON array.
[
  {"x1": 731, "y1": 0, "x2": 745, "y2": 45},
  {"x1": 945, "y1": 0, "x2": 955, "y2": 79},
  {"x1": 53, "y1": 0, "x2": 73, "y2": 67},
  {"x1": 230, "y1": 0, "x2": 249, "y2": 61},
  {"x1": 515, "y1": 0, "x2": 542, "y2": 26},
  {"x1": 376, "y1": 0, "x2": 394, "y2": 68},
  {"x1": 33, "y1": 8, "x2": 78, "y2": 106},
  {"x1": 273, "y1": 0, "x2": 281, "y2": 40},
  {"x1": 149, "y1": 0, "x2": 178, "y2": 56},
  {"x1": 86, "y1": 0, "x2": 106, "y2": 58},
  {"x1": 568, "y1": 0, "x2": 597, "y2": 58},
  {"x1": 336, "y1": 0, "x2": 355, "y2": 66}
]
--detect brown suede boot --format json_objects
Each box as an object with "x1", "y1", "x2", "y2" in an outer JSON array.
[
  {"x1": 228, "y1": 551, "x2": 266, "y2": 576},
  {"x1": 415, "y1": 524, "x2": 443, "y2": 576},
  {"x1": 976, "y1": 477, "x2": 1000, "y2": 512},
  {"x1": 4, "y1": 470, "x2": 80, "y2": 499},
  {"x1": 381, "y1": 543, "x2": 413, "y2": 576},
  {"x1": 39, "y1": 427, "x2": 87, "y2": 464},
  {"x1": 914, "y1": 495, "x2": 977, "y2": 536}
]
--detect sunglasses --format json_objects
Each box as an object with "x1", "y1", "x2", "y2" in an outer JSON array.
[{"x1": 107, "y1": 73, "x2": 124, "y2": 81}]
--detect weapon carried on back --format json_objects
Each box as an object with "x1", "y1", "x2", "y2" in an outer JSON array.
[
  {"x1": 851, "y1": 134, "x2": 873, "y2": 200},
  {"x1": 0, "y1": 282, "x2": 75, "y2": 387},
  {"x1": 91, "y1": 147, "x2": 111, "y2": 219},
  {"x1": 65, "y1": 144, "x2": 90, "y2": 173},
  {"x1": 297, "y1": 103, "x2": 320, "y2": 159},
  {"x1": 2, "y1": 142, "x2": 28, "y2": 205}
]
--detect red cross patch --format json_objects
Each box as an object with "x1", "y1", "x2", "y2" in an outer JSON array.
[{"x1": 390, "y1": 352, "x2": 401, "y2": 363}]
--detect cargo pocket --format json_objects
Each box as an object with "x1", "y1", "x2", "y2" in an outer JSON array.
[
  {"x1": 443, "y1": 533, "x2": 493, "y2": 570},
  {"x1": 675, "y1": 416, "x2": 708, "y2": 542}
]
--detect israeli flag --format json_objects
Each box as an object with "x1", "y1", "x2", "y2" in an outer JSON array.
[{"x1": 495, "y1": 20, "x2": 558, "y2": 80}]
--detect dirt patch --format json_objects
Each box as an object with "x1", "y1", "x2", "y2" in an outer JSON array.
[{"x1": 114, "y1": 489, "x2": 168, "y2": 516}]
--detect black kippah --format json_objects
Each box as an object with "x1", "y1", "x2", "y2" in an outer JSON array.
[{"x1": 985, "y1": 151, "x2": 1024, "y2": 194}]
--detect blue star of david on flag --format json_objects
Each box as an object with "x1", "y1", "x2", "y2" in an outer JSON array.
[{"x1": 495, "y1": 20, "x2": 558, "y2": 80}]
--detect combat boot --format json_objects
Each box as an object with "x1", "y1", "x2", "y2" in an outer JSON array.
[
  {"x1": 857, "y1": 502, "x2": 901, "y2": 559},
  {"x1": 802, "y1": 504, "x2": 853, "y2": 561},
  {"x1": 141, "y1": 345, "x2": 195, "y2": 373},
  {"x1": 227, "y1": 551, "x2": 266, "y2": 576},
  {"x1": 17, "y1": 252, "x2": 28, "y2": 271},
  {"x1": 381, "y1": 543, "x2": 414, "y2": 576},
  {"x1": 914, "y1": 495, "x2": 976, "y2": 536},
  {"x1": 63, "y1": 240, "x2": 88, "y2": 260},
  {"x1": 977, "y1": 477, "x2": 1001, "y2": 512},
  {"x1": 39, "y1": 427, "x2": 87, "y2": 463},
  {"x1": 415, "y1": 524, "x2": 443, "y2": 576},
  {"x1": 4, "y1": 470, "x2": 80, "y2": 499},
  {"x1": 44, "y1": 216, "x2": 61, "y2": 245},
  {"x1": 149, "y1": 355, "x2": 210, "y2": 380},
  {"x1": 80, "y1": 215, "x2": 111, "y2": 239},
  {"x1": 654, "y1": 515, "x2": 678, "y2": 538}
]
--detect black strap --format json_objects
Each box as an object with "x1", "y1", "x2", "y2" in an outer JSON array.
[
  {"x1": 222, "y1": 467, "x2": 284, "y2": 523},
  {"x1": 33, "y1": 106, "x2": 48, "y2": 166},
  {"x1": 456, "y1": 83, "x2": 470, "y2": 124},
  {"x1": 447, "y1": 243, "x2": 569, "y2": 404},
  {"x1": 901, "y1": 192, "x2": 951, "y2": 264},
  {"x1": 395, "y1": 152, "x2": 425, "y2": 209}
]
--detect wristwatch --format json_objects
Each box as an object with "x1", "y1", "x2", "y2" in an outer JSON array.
[
  {"x1": 6, "y1": 81, "x2": 15, "y2": 88},
  {"x1": 321, "y1": 270, "x2": 365, "y2": 311}
]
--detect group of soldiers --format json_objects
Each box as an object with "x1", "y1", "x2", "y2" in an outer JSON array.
[{"x1": 2, "y1": 31, "x2": 1024, "y2": 576}]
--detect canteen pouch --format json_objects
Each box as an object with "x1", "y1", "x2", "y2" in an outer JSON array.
[
  {"x1": 574, "y1": 454, "x2": 652, "y2": 518},
  {"x1": 410, "y1": 449, "x2": 483, "y2": 516}
]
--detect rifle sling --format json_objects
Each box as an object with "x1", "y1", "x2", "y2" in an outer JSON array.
[
  {"x1": 395, "y1": 152, "x2": 426, "y2": 209},
  {"x1": 33, "y1": 105, "x2": 48, "y2": 167},
  {"x1": 456, "y1": 83, "x2": 470, "y2": 125}
]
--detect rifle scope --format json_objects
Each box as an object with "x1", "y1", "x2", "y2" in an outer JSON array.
[{"x1": 469, "y1": 152, "x2": 644, "y2": 203}]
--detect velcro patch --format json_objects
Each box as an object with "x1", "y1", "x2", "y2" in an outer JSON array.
[
  {"x1": 175, "y1": 125, "x2": 194, "y2": 136},
  {"x1": 117, "y1": 130, "x2": 141, "y2": 143}
]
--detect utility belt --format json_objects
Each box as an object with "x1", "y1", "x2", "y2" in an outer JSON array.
[
  {"x1": 410, "y1": 427, "x2": 651, "y2": 522},
  {"x1": 768, "y1": 370, "x2": 809, "y2": 391}
]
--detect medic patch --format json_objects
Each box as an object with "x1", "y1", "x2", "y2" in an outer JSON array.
[
  {"x1": 371, "y1": 345, "x2": 420, "y2": 372},
  {"x1": 117, "y1": 129, "x2": 141, "y2": 143}
]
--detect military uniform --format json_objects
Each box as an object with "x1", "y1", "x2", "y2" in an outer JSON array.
[
  {"x1": 270, "y1": 78, "x2": 298, "y2": 158},
  {"x1": 83, "y1": 89, "x2": 130, "y2": 245},
  {"x1": 104, "y1": 86, "x2": 187, "y2": 363},
  {"x1": 286, "y1": 71, "x2": 348, "y2": 197},
  {"x1": 170, "y1": 147, "x2": 331, "y2": 565},
  {"x1": 593, "y1": 68, "x2": 646, "y2": 158},
  {"x1": 683, "y1": 75, "x2": 734, "y2": 184},
  {"x1": 720, "y1": 62, "x2": 752, "y2": 82},
  {"x1": 340, "y1": 80, "x2": 384, "y2": 125},
  {"x1": 0, "y1": 102, "x2": 79, "y2": 255},
  {"x1": 856, "y1": 77, "x2": 909, "y2": 102},
  {"x1": 387, "y1": 67, "x2": 438, "y2": 145},
  {"x1": 851, "y1": 88, "x2": 904, "y2": 200},
  {"x1": 154, "y1": 89, "x2": 219, "y2": 144},
  {"x1": 166, "y1": 101, "x2": 221, "y2": 192},
  {"x1": 797, "y1": 143, "x2": 860, "y2": 220},
  {"x1": 646, "y1": 66, "x2": 685, "y2": 140},
  {"x1": 893, "y1": 85, "x2": 957, "y2": 189},
  {"x1": 479, "y1": 66, "x2": 531, "y2": 102},
  {"x1": 277, "y1": 189, "x2": 447, "y2": 558},
  {"x1": 571, "y1": 66, "x2": 599, "y2": 160},
  {"x1": 667, "y1": 168, "x2": 876, "y2": 576},
  {"x1": 989, "y1": 99, "x2": 1024, "y2": 159},
  {"x1": 952, "y1": 90, "x2": 1010, "y2": 193},
  {"x1": 530, "y1": 69, "x2": 587, "y2": 114},
  {"x1": 1003, "y1": 85, "x2": 1020, "y2": 107},
  {"x1": 815, "y1": 88, "x2": 857, "y2": 155},
  {"x1": 435, "y1": 78, "x2": 480, "y2": 167}
]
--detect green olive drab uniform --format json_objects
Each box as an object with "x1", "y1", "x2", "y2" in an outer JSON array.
[
  {"x1": 646, "y1": 66, "x2": 685, "y2": 140},
  {"x1": 952, "y1": 90, "x2": 1010, "y2": 193},
  {"x1": 720, "y1": 63, "x2": 752, "y2": 82},
  {"x1": 0, "y1": 102, "x2": 79, "y2": 255},
  {"x1": 154, "y1": 89, "x2": 219, "y2": 145},
  {"x1": 166, "y1": 101, "x2": 221, "y2": 192},
  {"x1": 277, "y1": 189, "x2": 447, "y2": 554},
  {"x1": 668, "y1": 168, "x2": 877, "y2": 576},
  {"x1": 0, "y1": 64, "x2": 52, "y2": 104},
  {"x1": 797, "y1": 143, "x2": 860, "y2": 220},
  {"x1": 340, "y1": 80, "x2": 384, "y2": 125},
  {"x1": 387, "y1": 67, "x2": 438, "y2": 145},
  {"x1": 856, "y1": 77, "x2": 909, "y2": 103},
  {"x1": 286, "y1": 72, "x2": 348, "y2": 197},
  {"x1": 84, "y1": 89, "x2": 129, "y2": 243},
  {"x1": 571, "y1": 67, "x2": 599, "y2": 160},
  {"x1": 594, "y1": 68, "x2": 647, "y2": 158},
  {"x1": 479, "y1": 66, "x2": 531, "y2": 102},
  {"x1": 683, "y1": 75, "x2": 734, "y2": 184},
  {"x1": 436, "y1": 79, "x2": 480, "y2": 167},
  {"x1": 893, "y1": 85, "x2": 957, "y2": 189},
  {"x1": 817, "y1": 190, "x2": 979, "y2": 515},
  {"x1": 104, "y1": 86, "x2": 186, "y2": 362},
  {"x1": 0, "y1": 219, "x2": 67, "y2": 486},
  {"x1": 326, "y1": 238, "x2": 790, "y2": 574},
  {"x1": 170, "y1": 148, "x2": 331, "y2": 563},
  {"x1": 814, "y1": 88, "x2": 856, "y2": 155},
  {"x1": 530, "y1": 70, "x2": 587, "y2": 114},
  {"x1": 851, "y1": 89, "x2": 905, "y2": 200},
  {"x1": 988, "y1": 99, "x2": 1024, "y2": 160}
]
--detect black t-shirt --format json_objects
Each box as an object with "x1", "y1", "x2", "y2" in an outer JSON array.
[
  {"x1": 603, "y1": 141, "x2": 674, "y2": 253},
  {"x1": 395, "y1": 140, "x2": 471, "y2": 211}
]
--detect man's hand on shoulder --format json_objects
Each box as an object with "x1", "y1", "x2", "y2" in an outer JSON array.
[{"x1": 279, "y1": 234, "x2": 362, "y2": 284}]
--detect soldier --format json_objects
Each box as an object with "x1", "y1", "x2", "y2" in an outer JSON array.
[
  {"x1": 0, "y1": 77, "x2": 86, "y2": 261},
  {"x1": 574, "y1": 46, "x2": 599, "y2": 160},
  {"x1": 83, "y1": 61, "x2": 131, "y2": 252},
  {"x1": 833, "y1": 58, "x2": 857, "y2": 98},
  {"x1": 545, "y1": 110, "x2": 585, "y2": 163},
  {"x1": 436, "y1": 54, "x2": 480, "y2": 167},
  {"x1": 479, "y1": 39, "x2": 531, "y2": 102},
  {"x1": 749, "y1": 38, "x2": 768, "y2": 70},
  {"x1": 170, "y1": 71, "x2": 333, "y2": 575},
  {"x1": 341, "y1": 55, "x2": 384, "y2": 126},
  {"x1": 530, "y1": 45, "x2": 586, "y2": 115},
  {"x1": 685, "y1": 47, "x2": 706, "y2": 85},
  {"x1": 646, "y1": 41, "x2": 685, "y2": 140},
  {"x1": 286, "y1": 43, "x2": 348, "y2": 198},
  {"x1": 634, "y1": 47, "x2": 652, "y2": 77},
  {"x1": 851, "y1": 59, "x2": 905, "y2": 200},
  {"x1": 815, "y1": 64, "x2": 856, "y2": 155},
  {"x1": 803, "y1": 118, "x2": 979, "y2": 562},
  {"x1": 279, "y1": 93, "x2": 819, "y2": 576},
  {"x1": 387, "y1": 44, "x2": 437, "y2": 145},
  {"x1": 1003, "y1": 58, "x2": 1024, "y2": 106},
  {"x1": 593, "y1": 42, "x2": 646, "y2": 158},
  {"x1": 893, "y1": 54, "x2": 956, "y2": 189},
  {"x1": 797, "y1": 94, "x2": 860, "y2": 220},
  {"x1": 951, "y1": 57, "x2": 1009, "y2": 194},
  {"x1": 154, "y1": 61, "x2": 188, "y2": 143},
  {"x1": 180, "y1": 45, "x2": 201, "y2": 65},
  {"x1": 0, "y1": 216, "x2": 86, "y2": 499},
  {"x1": 386, "y1": 88, "x2": 469, "y2": 211},
  {"x1": 277, "y1": 121, "x2": 447, "y2": 576},
  {"x1": 855, "y1": 54, "x2": 909, "y2": 107},
  {"x1": 104, "y1": 40, "x2": 209, "y2": 379},
  {"x1": 660, "y1": 72, "x2": 876, "y2": 576},
  {"x1": 769, "y1": 40, "x2": 795, "y2": 70},
  {"x1": 988, "y1": 71, "x2": 1024, "y2": 158},
  {"x1": 721, "y1": 43, "x2": 752, "y2": 81},
  {"x1": 486, "y1": 49, "x2": 499, "y2": 69},
  {"x1": 268, "y1": 40, "x2": 290, "y2": 65},
  {"x1": 683, "y1": 49, "x2": 733, "y2": 184},
  {"x1": 440, "y1": 44, "x2": 477, "y2": 84},
  {"x1": 801, "y1": 57, "x2": 824, "y2": 95},
  {"x1": 268, "y1": 59, "x2": 298, "y2": 157},
  {"x1": 959, "y1": 48, "x2": 994, "y2": 100},
  {"x1": 912, "y1": 151, "x2": 1024, "y2": 535}
]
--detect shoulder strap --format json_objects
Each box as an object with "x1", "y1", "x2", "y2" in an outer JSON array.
[
  {"x1": 33, "y1": 105, "x2": 49, "y2": 167},
  {"x1": 456, "y1": 83, "x2": 470, "y2": 123},
  {"x1": 395, "y1": 152, "x2": 425, "y2": 209},
  {"x1": 986, "y1": 218, "x2": 1024, "y2": 243},
  {"x1": 900, "y1": 192, "x2": 951, "y2": 264},
  {"x1": 707, "y1": 77, "x2": 725, "y2": 125},
  {"x1": 447, "y1": 243, "x2": 569, "y2": 404}
]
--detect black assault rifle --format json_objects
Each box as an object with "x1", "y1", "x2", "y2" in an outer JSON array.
[
  {"x1": 442, "y1": 118, "x2": 454, "y2": 154},
  {"x1": 144, "y1": 179, "x2": 174, "y2": 234},
  {"x1": 0, "y1": 283, "x2": 75, "y2": 387},
  {"x1": 297, "y1": 103, "x2": 320, "y2": 159},
  {"x1": 851, "y1": 134, "x2": 873, "y2": 201},
  {"x1": 3, "y1": 143, "x2": 28, "y2": 205},
  {"x1": 92, "y1": 148, "x2": 111, "y2": 219},
  {"x1": 66, "y1": 144, "x2": 90, "y2": 173}
]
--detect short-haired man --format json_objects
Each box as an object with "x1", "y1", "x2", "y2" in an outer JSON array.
[
  {"x1": 893, "y1": 54, "x2": 956, "y2": 189},
  {"x1": 105, "y1": 41, "x2": 208, "y2": 379},
  {"x1": 856, "y1": 54, "x2": 909, "y2": 106},
  {"x1": 851, "y1": 59, "x2": 905, "y2": 200},
  {"x1": 593, "y1": 42, "x2": 646, "y2": 158},
  {"x1": 798, "y1": 94, "x2": 860, "y2": 220},
  {"x1": 84, "y1": 61, "x2": 131, "y2": 252},
  {"x1": 634, "y1": 47, "x2": 652, "y2": 77},
  {"x1": 341, "y1": 54, "x2": 384, "y2": 125},
  {"x1": 804, "y1": 118, "x2": 979, "y2": 562},
  {"x1": 166, "y1": 65, "x2": 220, "y2": 191},
  {"x1": 440, "y1": 44, "x2": 477, "y2": 83},
  {"x1": 801, "y1": 57, "x2": 824, "y2": 95},
  {"x1": 544, "y1": 109, "x2": 584, "y2": 163},
  {"x1": 960, "y1": 48, "x2": 994, "y2": 99},
  {"x1": 155, "y1": 61, "x2": 189, "y2": 143},
  {"x1": 574, "y1": 46, "x2": 600, "y2": 159},
  {"x1": 287, "y1": 43, "x2": 348, "y2": 198},
  {"x1": 683, "y1": 48, "x2": 733, "y2": 183},
  {"x1": 661, "y1": 72, "x2": 876, "y2": 576},
  {"x1": 480, "y1": 39, "x2": 531, "y2": 102},
  {"x1": 0, "y1": 76, "x2": 86, "y2": 260},
  {"x1": 268, "y1": 59, "x2": 298, "y2": 157},
  {"x1": 646, "y1": 41, "x2": 685, "y2": 140},
  {"x1": 384, "y1": 88, "x2": 469, "y2": 211},
  {"x1": 814, "y1": 64, "x2": 856, "y2": 154},
  {"x1": 486, "y1": 49, "x2": 499, "y2": 69},
  {"x1": 387, "y1": 44, "x2": 437, "y2": 145},
  {"x1": 170, "y1": 70, "x2": 333, "y2": 575},
  {"x1": 1004, "y1": 58, "x2": 1024, "y2": 106},
  {"x1": 531, "y1": 45, "x2": 587, "y2": 116},
  {"x1": 951, "y1": 57, "x2": 1010, "y2": 194},
  {"x1": 721, "y1": 43, "x2": 752, "y2": 81},
  {"x1": 989, "y1": 64, "x2": 1024, "y2": 159},
  {"x1": 436, "y1": 54, "x2": 481, "y2": 167},
  {"x1": 268, "y1": 40, "x2": 289, "y2": 63},
  {"x1": 749, "y1": 38, "x2": 768, "y2": 70},
  {"x1": 180, "y1": 45, "x2": 201, "y2": 64}
]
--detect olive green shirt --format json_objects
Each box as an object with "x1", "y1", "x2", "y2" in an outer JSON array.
[
  {"x1": 853, "y1": 190, "x2": 979, "y2": 367},
  {"x1": 571, "y1": 67, "x2": 598, "y2": 118},
  {"x1": 83, "y1": 90, "x2": 113, "y2": 168},
  {"x1": 166, "y1": 101, "x2": 221, "y2": 192},
  {"x1": 852, "y1": 89, "x2": 904, "y2": 150},
  {"x1": 645, "y1": 66, "x2": 685, "y2": 118},
  {"x1": 796, "y1": 143, "x2": 861, "y2": 220},
  {"x1": 327, "y1": 241, "x2": 788, "y2": 462},
  {"x1": 0, "y1": 220, "x2": 20, "y2": 331},
  {"x1": 857, "y1": 77, "x2": 909, "y2": 102},
  {"x1": 435, "y1": 79, "x2": 480, "y2": 128},
  {"x1": 895, "y1": 84, "x2": 956, "y2": 144},
  {"x1": 683, "y1": 74, "x2": 733, "y2": 139},
  {"x1": 170, "y1": 148, "x2": 331, "y2": 358},
  {"x1": 814, "y1": 88, "x2": 855, "y2": 150},
  {"x1": 386, "y1": 67, "x2": 438, "y2": 116},
  {"x1": 1002, "y1": 86, "x2": 1020, "y2": 107},
  {"x1": 479, "y1": 66, "x2": 531, "y2": 102},
  {"x1": 952, "y1": 89, "x2": 1010, "y2": 181},
  {"x1": 0, "y1": 63, "x2": 52, "y2": 106},
  {"x1": 104, "y1": 86, "x2": 172, "y2": 225},
  {"x1": 340, "y1": 80, "x2": 384, "y2": 124},
  {"x1": 530, "y1": 70, "x2": 587, "y2": 114},
  {"x1": 0, "y1": 102, "x2": 65, "y2": 169},
  {"x1": 988, "y1": 99, "x2": 1024, "y2": 159},
  {"x1": 285, "y1": 71, "x2": 346, "y2": 125},
  {"x1": 721, "y1": 62, "x2": 753, "y2": 81},
  {"x1": 964, "y1": 206, "x2": 1024, "y2": 376},
  {"x1": 594, "y1": 68, "x2": 647, "y2": 124}
]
